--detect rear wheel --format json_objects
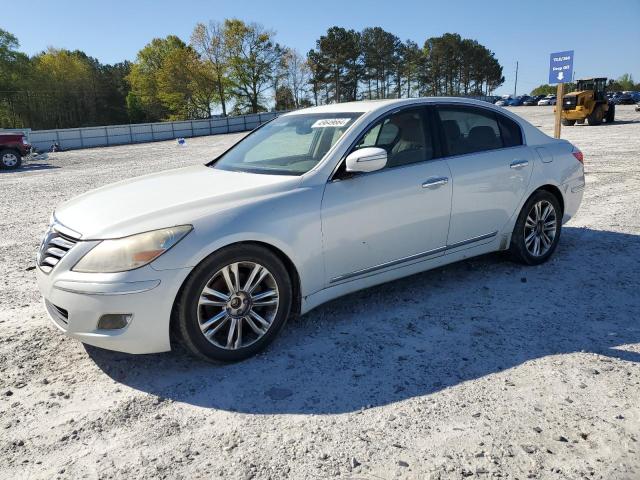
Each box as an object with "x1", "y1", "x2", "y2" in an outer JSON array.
[
  {"x1": 561, "y1": 118, "x2": 576, "y2": 126},
  {"x1": 509, "y1": 190, "x2": 562, "y2": 265},
  {"x1": 176, "y1": 244, "x2": 293, "y2": 362},
  {"x1": 587, "y1": 105, "x2": 603, "y2": 125},
  {"x1": 605, "y1": 103, "x2": 615, "y2": 123},
  {"x1": 0, "y1": 149, "x2": 21, "y2": 169}
]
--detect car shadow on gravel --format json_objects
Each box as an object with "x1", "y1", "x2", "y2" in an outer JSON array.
[
  {"x1": 87, "y1": 227, "x2": 640, "y2": 414},
  {"x1": 0, "y1": 163, "x2": 59, "y2": 174},
  {"x1": 599, "y1": 120, "x2": 639, "y2": 126}
]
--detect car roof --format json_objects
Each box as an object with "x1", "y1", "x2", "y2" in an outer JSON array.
[
  {"x1": 284, "y1": 97, "x2": 513, "y2": 116},
  {"x1": 284, "y1": 99, "x2": 399, "y2": 115}
]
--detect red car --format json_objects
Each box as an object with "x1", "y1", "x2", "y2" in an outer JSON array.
[{"x1": 0, "y1": 132, "x2": 31, "y2": 169}]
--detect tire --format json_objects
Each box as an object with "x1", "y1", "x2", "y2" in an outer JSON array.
[
  {"x1": 0, "y1": 149, "x2": 22, "y2": 169},
  {"x1": 509, "y1": 190, "x2": 562, "y2": 266},
  {"x1": 605, "y1": 104, "x2": 615, "y2": 123},
  {"x1": 176, "y1": 244, "x2": 293, "y2": 362},
  {"x1": 561, "y1": 118, "x2": 576, "y2": 126},
  {"x1": 587, "y1": 105, "x2": 603, "y2": 125}
]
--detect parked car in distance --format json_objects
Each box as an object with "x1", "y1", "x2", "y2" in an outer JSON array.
[
  {"x1": 494, "y1": 97, "x2": 511, "y2": 106},
  {"x1": 538, "y1": 96, "x2": 557, "y2": 106},
  {"x1": 635, "y1": 102, "x2": 640, "y2": 112},
  {"x1": 508, "y1": 96, "x2": 525, "y2": 106},
  {"x1": 37, "y1": 97, "x2": 585, "y2": 362},
  {"x1": 523, "y1": 95, "x2": 545, "y2": 106},
  {"x1": 0, "y1": 131, "x2": 31, "y2": 169},
  {"x1": 611, "y1": 92, "x2": 635, "y2": 105}
]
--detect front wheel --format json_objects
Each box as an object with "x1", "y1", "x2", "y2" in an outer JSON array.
[
  {"x1": 176, "y1": 244, "x2": 293, "y2": 362},
  {"x1": 587, "y1": 105, "x2": 603, "y2": 125},
  {"x1": 0, "y1": 149, "x2": 22, "y2": 169},
  {"x1": 509, "y1": 191, "x2": 562, "y2": 265}
]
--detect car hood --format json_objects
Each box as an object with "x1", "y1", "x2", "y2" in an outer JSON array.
[{"x1": 54, "y1": 165, "x2": 302, "y2": 239}]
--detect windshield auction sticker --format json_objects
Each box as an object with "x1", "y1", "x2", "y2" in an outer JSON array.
[{"x1": 311, "y1": 118, "x2": 351, "y2": 128}]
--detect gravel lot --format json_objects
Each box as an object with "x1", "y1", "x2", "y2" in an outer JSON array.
[{"x1": 1, "y1": 106, "x2": 639, "y2": 480}]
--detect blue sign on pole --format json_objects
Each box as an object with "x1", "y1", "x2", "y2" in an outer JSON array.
[{"x1": 549, "y1": 50, "x2": 574, "y2": 84}]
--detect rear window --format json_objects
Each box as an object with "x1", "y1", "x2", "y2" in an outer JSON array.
[
  {"x1": 438, "y1": 106, "x2": 523, "y2": 156},
  {"x1": 438, "y1": 107, "x2": 502, "y2": 155}
]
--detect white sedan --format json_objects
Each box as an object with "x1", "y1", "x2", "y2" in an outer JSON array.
[
  {"x1": 37, "y1": 98, "x2": 585, "y2": 361},
  {"x1": 538, "y1": 96, "x2": 557, "y2": 106}
]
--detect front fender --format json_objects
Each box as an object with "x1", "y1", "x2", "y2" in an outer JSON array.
[{"x1": 150, "y1": 186, "x2": 326, "y2": 298}]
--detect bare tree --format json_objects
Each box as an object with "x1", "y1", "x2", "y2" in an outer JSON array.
[
  {"x1": 282, "y1": 48, "x2": 310, "y2": 108},
  {"x1": 190, "y1": 21, "x2": 229, "y2": 116}
]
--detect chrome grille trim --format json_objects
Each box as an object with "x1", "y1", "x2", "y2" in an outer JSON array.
[
  {"x1": 49, "y1": 237, "x2": 75, "y2": 249},
  {"x1": 38, "y1": 224, "x2": 79, "y2": 273},
  {"x1": 46, "y1": 247, "x2": 66, "y2": 257}
]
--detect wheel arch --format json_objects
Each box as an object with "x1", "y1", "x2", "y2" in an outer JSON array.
[
  {"x1": 534, "y1": 184, "x2": 565, "y2": 215},
  {"x1": 0, "y1": 147, "x2": 22, "y2": 160},
  {"x1": 1, "y1": 146, "x2": 21, "y2": 153},
  {"x1": 169, "y1": 240, "x2": 302, "y2": 346}
]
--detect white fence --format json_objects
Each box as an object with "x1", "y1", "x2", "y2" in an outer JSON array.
[
  {"x1": 27, "y1": 112, "x2": 281, "y2": 152},
  {"x1": 25, "y1": 96, "x2": 500, "y2": 152}
]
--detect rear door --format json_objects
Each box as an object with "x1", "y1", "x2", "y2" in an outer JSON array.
[{"x1": 436, "y1": 105, "x2": 533, "y2": 247}]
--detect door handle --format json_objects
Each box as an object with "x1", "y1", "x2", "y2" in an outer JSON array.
[
  {"x1": 422, "y1": 177, "x2": 449, "y2": 188},
  {"x1": 510, "y1": 159, "x2": 529, "y2": 169}
]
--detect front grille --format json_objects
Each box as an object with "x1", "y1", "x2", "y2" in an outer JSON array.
[
  {"x1": 38, "y1": 226, "x2": 79, "y2": 273},
  {"x1": 45, "y1": 300, "x2": 69, "y2": 327}
]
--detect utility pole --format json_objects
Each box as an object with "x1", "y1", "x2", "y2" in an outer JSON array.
[{"x1": 513, "y1": 61, "x2": 519, "y2": 98}]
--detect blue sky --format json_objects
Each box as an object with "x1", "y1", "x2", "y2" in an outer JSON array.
[{"x1": 3, "y1": 0, "x2": 639, "y2": 95}]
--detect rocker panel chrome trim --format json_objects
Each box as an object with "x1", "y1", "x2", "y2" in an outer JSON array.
[{"x1": 330, "y1": 231, "x2": 498, "y2": 283}]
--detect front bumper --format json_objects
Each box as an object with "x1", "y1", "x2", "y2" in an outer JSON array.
[
  {"x1": 562, "y1": 106, "x2": 590, "y2": 120},
  {"x1": 36, "y1": 246, "x2": 192, "y2": 354}
]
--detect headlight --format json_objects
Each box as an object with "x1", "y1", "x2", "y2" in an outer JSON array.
[{"x1": 72, "y1": 225, "x2": 192, "y2": 273}]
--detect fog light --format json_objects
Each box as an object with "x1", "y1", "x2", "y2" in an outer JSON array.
[{"x1": 97, "y1": 314, "x2": 132, "y2": 330}]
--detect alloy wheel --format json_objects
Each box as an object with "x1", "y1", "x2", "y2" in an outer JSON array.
[
  {"x1": 523, "y1": 200, "x2": 557, "y2": 257},
  {"x1": 2, "y1": 152, "x2": 18, "y2": 167},
  {"x1": 197, "y1": 261, "x2": 279, "y2": 350}
]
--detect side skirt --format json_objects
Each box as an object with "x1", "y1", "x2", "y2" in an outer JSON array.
[{"x1": 300, "y1": 235, "x2": 501, "y2": 315}]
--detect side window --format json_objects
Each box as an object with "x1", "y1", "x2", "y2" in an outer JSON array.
[
  {"x1": 497, "y1": 115, "x2": 523, "y2": 147},
  {"x1": 355, "y1": 123, "x2": 382, "y2": 149},
  {"x1": 353, "y1": 109, "x2": 434, "y2": 169},
  {"x1": 438, "y1": 107, "x2": 502, "y2": 156}
]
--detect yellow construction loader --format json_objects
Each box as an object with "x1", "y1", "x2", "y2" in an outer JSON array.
[{"x1": 558, "y1": 77, "x2": 615, "y2": 126}]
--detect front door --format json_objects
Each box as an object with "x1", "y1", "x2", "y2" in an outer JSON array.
[{"x1": 321, "y1": 107, "x2": 452, "y2": 284}]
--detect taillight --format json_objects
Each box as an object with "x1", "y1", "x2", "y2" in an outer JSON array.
[{"x1": 572, "y1": 148, "x2": 584, "y2": 164}]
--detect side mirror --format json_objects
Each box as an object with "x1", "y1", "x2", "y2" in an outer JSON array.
[{"x1": 345, "y1": 147, "x2": 387, "y2": 173}]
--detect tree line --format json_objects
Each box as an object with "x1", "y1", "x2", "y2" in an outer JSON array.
[
  {"x1": 0, "y1": 22, "x2": 505, "y2": 130},
  {"x1": 0, "y1": 30, "x2": 130, "y2": 130}
]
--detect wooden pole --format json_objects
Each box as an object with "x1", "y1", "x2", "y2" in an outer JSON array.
[{"x1": 554, "y1": 82, "x2": 564, "y2": 138}]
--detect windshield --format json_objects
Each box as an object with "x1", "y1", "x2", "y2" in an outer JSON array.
[{"x1": 212, "y1": 112, "x2": 362, "y2": 175}]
